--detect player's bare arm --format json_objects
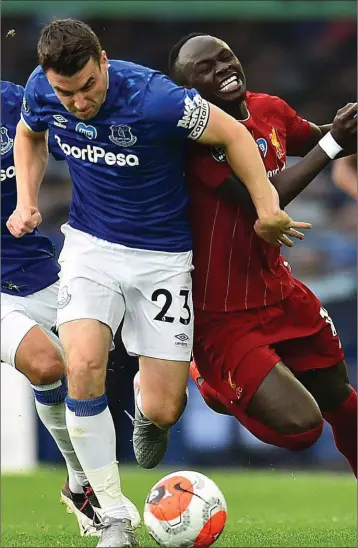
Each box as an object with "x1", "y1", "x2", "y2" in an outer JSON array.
[
  {"x1": 6, "y1": 120, "x2": 48, "y2": 238},
  {"x1": 220, "y1": 101, "x2": 357, "y2": 209},
  {"x1": 289, "y1": 102, "x2": 357, "y2": 156},
  {"x1": 197, "y1": 103, "x2": 311, "y2": 247}
]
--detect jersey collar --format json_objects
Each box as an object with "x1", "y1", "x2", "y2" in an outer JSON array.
[{"x1": 100, "y1": 63, "x2": 123, "y2": 113}]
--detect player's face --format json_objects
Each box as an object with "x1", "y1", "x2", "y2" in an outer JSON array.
[
  {"x1": 178, "y1": 36, "x2": 246, "y2": 105},
  {"x1": 46, "y1": 51, "x2": 109, "y2": 120}
]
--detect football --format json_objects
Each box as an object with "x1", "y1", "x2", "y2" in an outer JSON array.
[{"x1": 144, "y1": 470, "x2": 227, "y2": 547}]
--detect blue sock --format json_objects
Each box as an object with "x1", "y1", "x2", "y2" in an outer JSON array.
[
  {"x1": 32, "y1": 377, "x2": 67, "y2": 405},
  {"x1": 66, "y1": 394, "x2": 108, "y2": 417}
]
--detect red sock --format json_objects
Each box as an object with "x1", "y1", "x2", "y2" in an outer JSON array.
[{"x1": 323, "y1": 388, "x2": 357, "y2": 477}]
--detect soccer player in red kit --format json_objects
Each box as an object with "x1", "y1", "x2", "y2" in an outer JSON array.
[{"x1": 169, "y1": 33, "x2": 357, "y2": 476}]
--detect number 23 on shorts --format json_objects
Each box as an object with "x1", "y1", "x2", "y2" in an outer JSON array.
[{"x1": 151, "y1": 288, "x2": 192, "y2": 325}]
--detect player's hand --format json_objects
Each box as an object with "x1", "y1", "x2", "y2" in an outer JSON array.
[
  {"x1": 254, "y1": 210, "x2": 311, "y2": 247},
  {"x1": 6, "y1": 206, "x2": 42, "y2": 238},
  {"x1": 331, "y1": 102, "x2": 357, "y2": 149}
]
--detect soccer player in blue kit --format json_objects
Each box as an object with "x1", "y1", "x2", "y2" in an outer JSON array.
[
  {"x1": 2, "y1": 80, "x2": 140, "y2": 540},
  {"x1": 7, "y1": 20, "x2": 310, "y2": 547}
]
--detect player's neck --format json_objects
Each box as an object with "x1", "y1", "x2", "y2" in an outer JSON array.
[{"x1": 225, "y1": 100, "x2": 249, "y2": 121}]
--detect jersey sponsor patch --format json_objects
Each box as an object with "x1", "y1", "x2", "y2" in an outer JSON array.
[
  {"x1": 256, "y1": 137, "x2": 268, "y2": 157},
  {"x1": 54, "y1": 135, "x2": 139, "y2": 167},
  {"x1": 75, "y1": 122, "x2": 97, "y2": 140}
]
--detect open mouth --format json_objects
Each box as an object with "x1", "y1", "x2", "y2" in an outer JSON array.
[{"x1": 218, "y1": 75, "x2": 242, "y2": 93}]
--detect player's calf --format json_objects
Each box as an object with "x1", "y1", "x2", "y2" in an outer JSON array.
[
  {"x1": 298, "y1": 362, "x2": 357, "y2": 476},
  {"x1": 59, "y1": 318, "x2": 135, "y2": 542},
  {"x1": 132, "y1": 358, "x2": 189, "y2": 469},
  {"x1": 138, "y1": 357, "x2": 189, "y2": 429}
]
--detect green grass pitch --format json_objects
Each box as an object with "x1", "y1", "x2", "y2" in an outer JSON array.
[{"x1": 1, "y1": 466, "x2": 356, "y2": 547}]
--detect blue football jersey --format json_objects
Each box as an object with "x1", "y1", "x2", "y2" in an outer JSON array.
[
  {"x1": 21, "y1": 61, "x2": 210, "y2": 252},
  {"x1": 1, "y1": 81, "x2": 60, "y2": 296}
]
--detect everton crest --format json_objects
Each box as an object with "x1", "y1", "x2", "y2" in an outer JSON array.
[
  {"x1": 1, "y1": 126, "x2": 14, "y2": 156},
  {"x1": 109, "y1": 124, "x2": 137, "y2": 147}
]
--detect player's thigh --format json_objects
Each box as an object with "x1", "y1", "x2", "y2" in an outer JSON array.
[{"x1": 247, "y1": 361, "x2": 322, "y2": 434}]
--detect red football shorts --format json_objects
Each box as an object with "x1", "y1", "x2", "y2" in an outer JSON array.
[{"x1": 193, "y1": 279, "x2": 344, "y2": 411}]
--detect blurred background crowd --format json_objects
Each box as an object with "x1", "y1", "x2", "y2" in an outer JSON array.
[{"x1": 2, "y1": 0, "x2": 357, "y2": 471}]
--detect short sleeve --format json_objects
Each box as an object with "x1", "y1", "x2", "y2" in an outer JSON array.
[
  {"x1": 21, "y1": 68, "x2": 48, "y2": 133},
  {"x1": 282, "y1": 99, "x2": 312, "y2": 152},
  {"x1": 142, "y1": 73, "x2": 210, "y2": 141}
]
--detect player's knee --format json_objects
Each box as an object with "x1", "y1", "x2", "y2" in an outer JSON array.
[
  {"x1": 27, "y1": 348, "x2": 64, "y2": 386},
  {"x1": 66, "y1": 353, "x2": 104, "y2": 382},
  {"x1": 287, "y1": 417, "x2": 324, "y2": 451},
  {"x1": 282, "y1": 403, "x2": 323, "y2": 436}
]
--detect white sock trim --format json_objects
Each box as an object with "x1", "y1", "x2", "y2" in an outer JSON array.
[{"x1": 31, "y1": 380, "x2": 62, "y2": 391}]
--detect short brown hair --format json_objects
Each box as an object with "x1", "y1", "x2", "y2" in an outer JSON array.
[{"x1": 37, "y1": 18, "x2": 102, "y2": 76}]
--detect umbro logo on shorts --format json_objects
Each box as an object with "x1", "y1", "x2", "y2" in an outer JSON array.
[
  {"x1": 174, "y1": 333, "x2": 189, "y2": 347},
  {"x1": 175, "y1": 333, "x2": 189, "y2": 342}
]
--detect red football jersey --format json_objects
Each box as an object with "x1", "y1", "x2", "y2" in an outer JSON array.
[{"x1": 187, "y1": 91, "x2": 312, "y2": 312}]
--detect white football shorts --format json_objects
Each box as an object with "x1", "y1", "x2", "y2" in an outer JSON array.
[
  {"x1": 1, "y1": 281, "x2": 60, "y2": 367},
  {"x1": 57, "y1": 224, "x2": 194, "y2": 362}
]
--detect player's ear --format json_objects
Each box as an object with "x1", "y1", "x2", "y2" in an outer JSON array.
[{"x1": 100, "y1": 50, "x2": 108, "y2": 68}]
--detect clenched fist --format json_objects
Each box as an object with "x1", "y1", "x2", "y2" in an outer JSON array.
[{"x1": 6, "y1": 205, "x2": 42, "y2": 238}]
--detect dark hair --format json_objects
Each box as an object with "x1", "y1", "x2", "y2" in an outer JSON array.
[
  {"x1": 37, "y1": 18, "x2": 102, "y2": 76},
  {"x1": 168, "y1": 32, "x2": 206, "y2": 80}
]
